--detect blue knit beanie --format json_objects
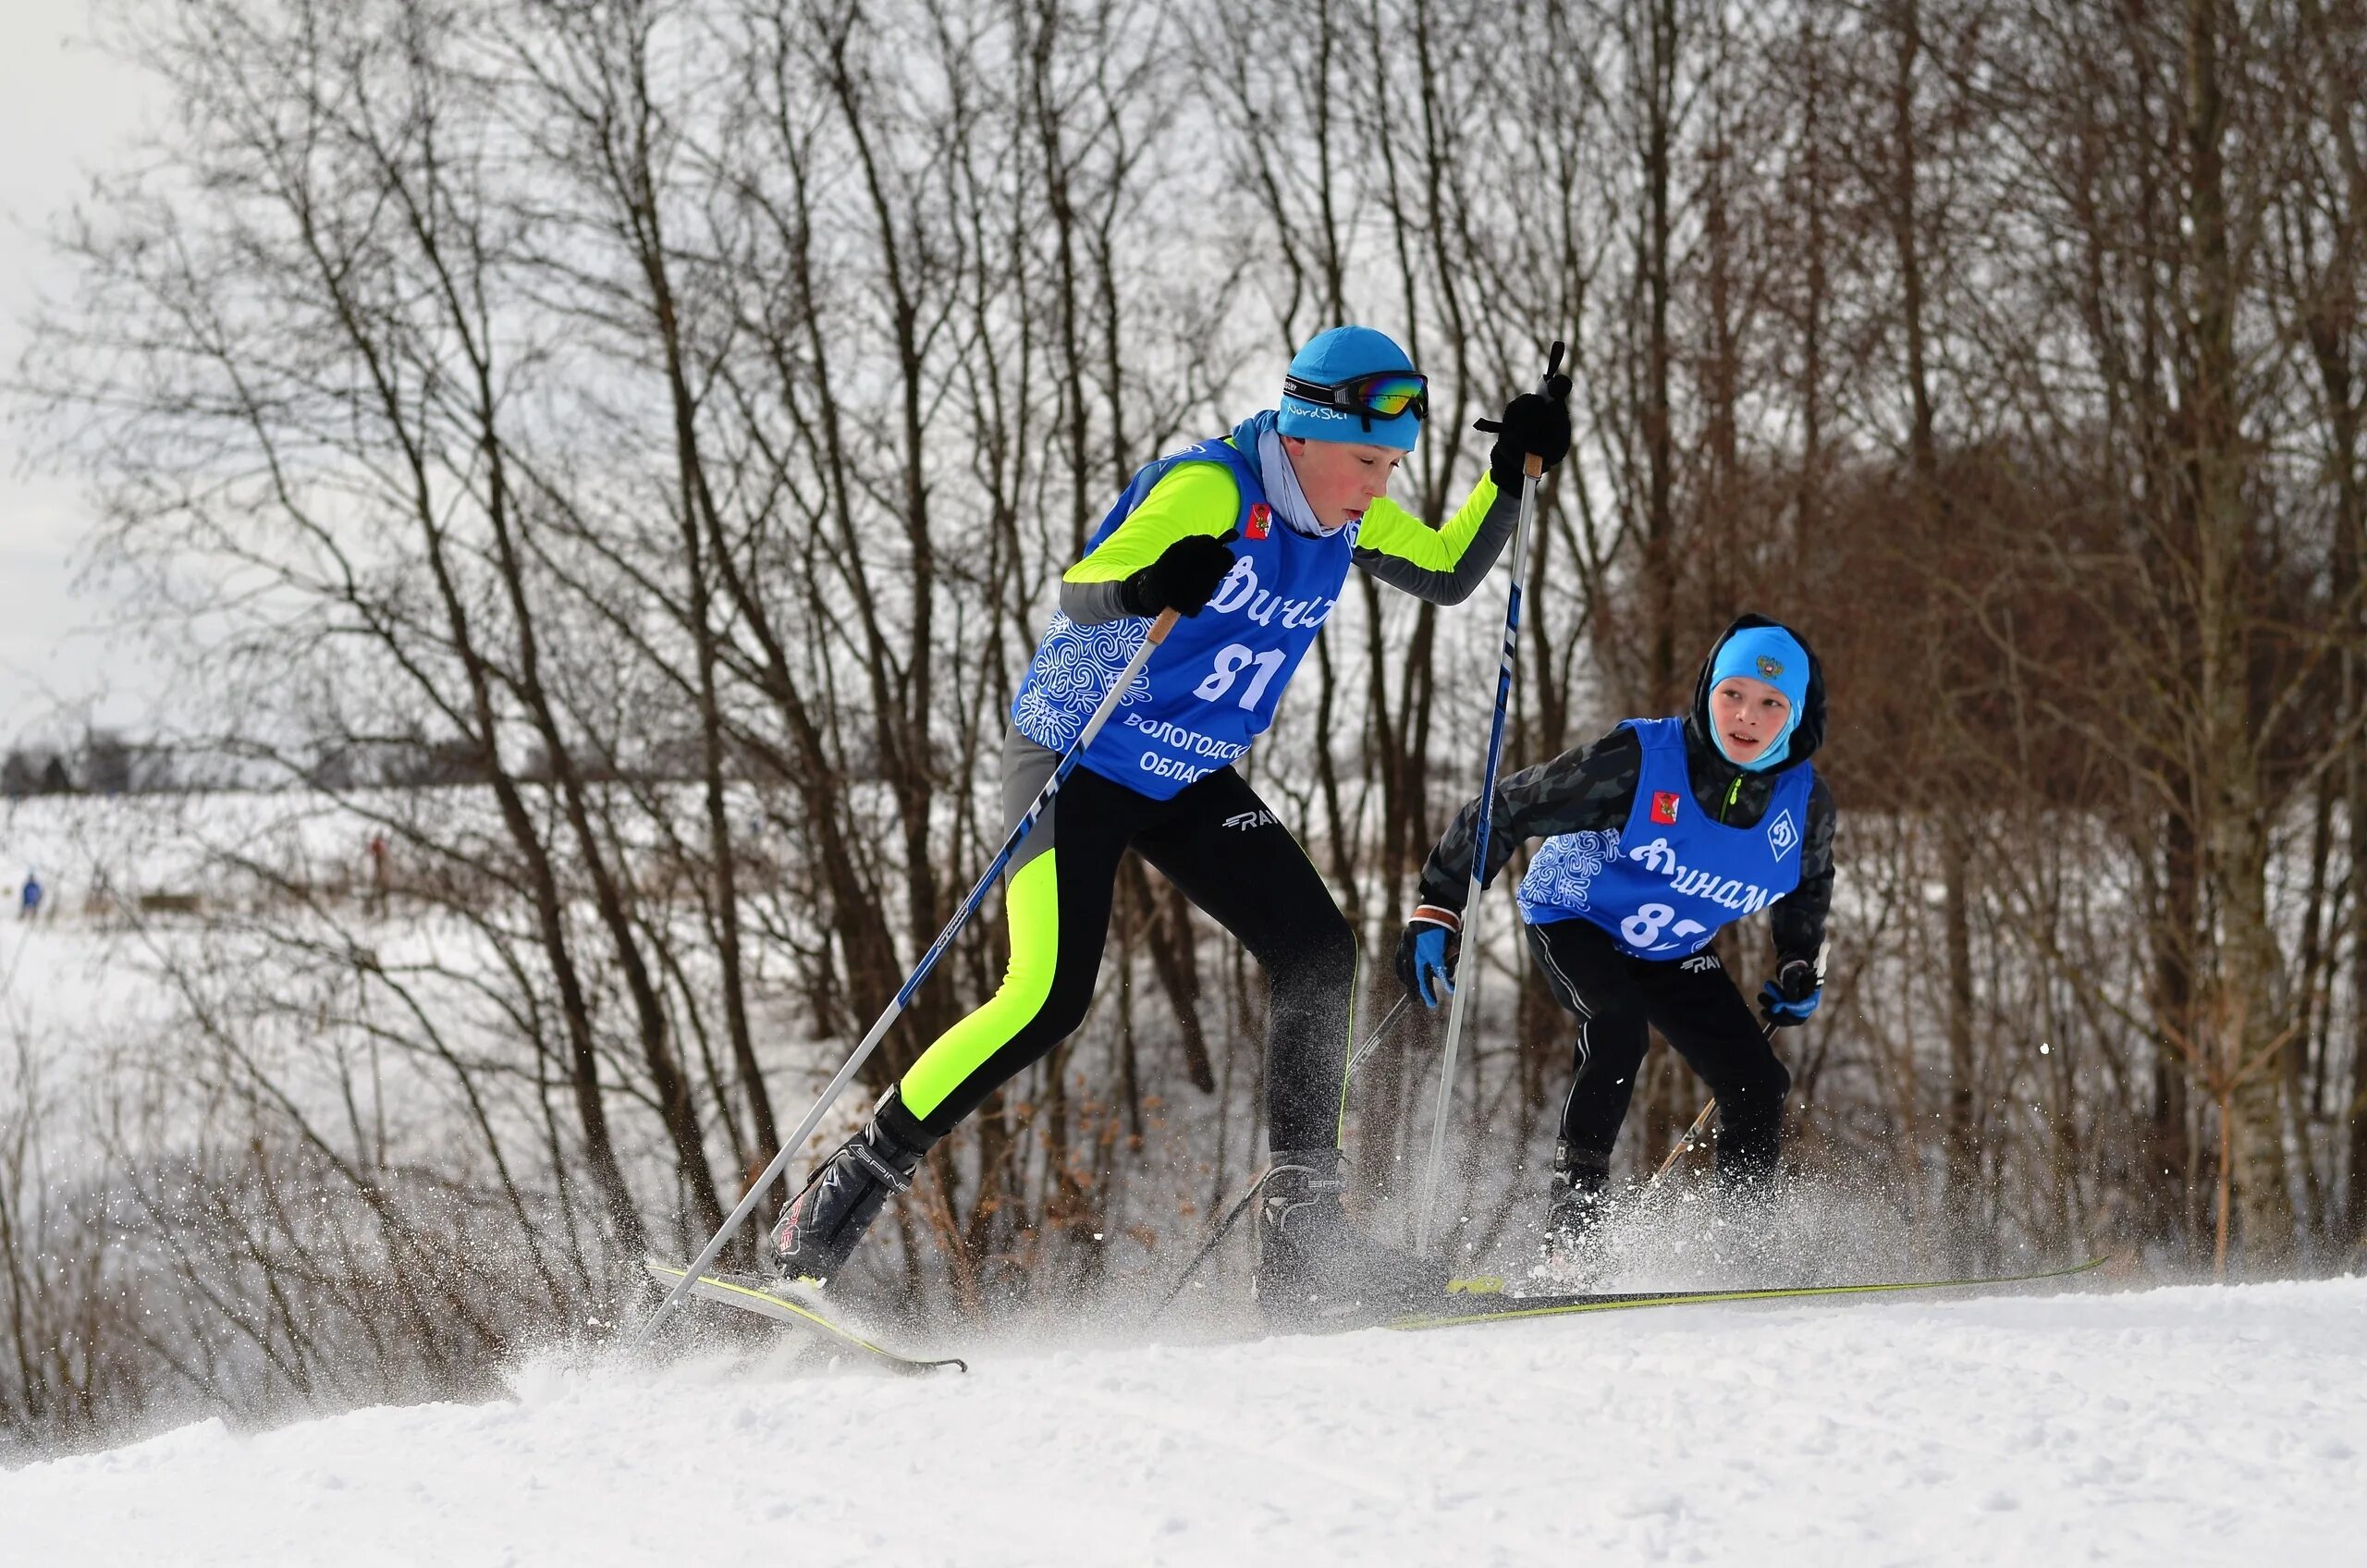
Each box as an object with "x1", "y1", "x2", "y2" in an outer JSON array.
[
  {"x1": 1708, "y1": 625, "x2": 1810, "y2": 771},
  {"x1": 1277, "y1": 325, "x2": 1423, "y2": 450}
]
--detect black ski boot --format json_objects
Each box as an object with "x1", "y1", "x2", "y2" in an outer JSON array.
[
  {"x1": 1253, "y1": 1148, "x2": 1441, "y2": 1329},
  {"x1": 1539, "y1": 1144, "x2": 1613, "y2": 1279},
  {"x1": 765, "y1": 1093, "x2": 929, "y2": 1286}
]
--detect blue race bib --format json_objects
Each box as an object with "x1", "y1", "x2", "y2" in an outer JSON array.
[
  {"x1": 1011, "y1": 420, "x2": 1353, "y2": 800},
  {"x1": 1518, "y1": 717, "x2": 1814, "y2": 958}
]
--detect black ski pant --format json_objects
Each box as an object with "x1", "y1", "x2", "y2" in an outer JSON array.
[
  {"x1": 1523, "y1": 915, "x2": 1789, "y2": 1182},
  {"x1": 887, "y1": 742, "x2": 1358, "y2": 1155}
]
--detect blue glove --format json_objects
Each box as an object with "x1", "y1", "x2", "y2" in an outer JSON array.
[
  {"x1": 1759, "y1": 958, "x2": 1821, "y2": 1028},
  {"x1": 1394, "y1": 906, "x2": 1462, "y2": 1009}
]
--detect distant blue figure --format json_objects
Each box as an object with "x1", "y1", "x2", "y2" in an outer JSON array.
[{"x1": 19, "y1": 872, "x2": 42, "y2": 921}]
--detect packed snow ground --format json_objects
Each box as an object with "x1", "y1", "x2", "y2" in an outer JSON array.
[{"x1": 5, "y1": 1273, "x2": 2361, "y2": 1565}]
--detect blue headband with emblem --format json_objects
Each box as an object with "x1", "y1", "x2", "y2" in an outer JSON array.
[{"x1": 1708, "y1": 625, "x2": 1809, "y2": 771}]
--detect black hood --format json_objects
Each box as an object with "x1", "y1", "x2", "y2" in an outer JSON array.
[{"x1": 1684, "y1": 613, "x2": 1826, "y2": 774}]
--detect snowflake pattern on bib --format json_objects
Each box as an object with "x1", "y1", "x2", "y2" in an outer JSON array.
[
  {"x1": 1518, "y1": 827, "x2": 1623, "y2": 913},
  {"x1": 1012, "y1": 611, "x2": 1154, "y2": 750}
]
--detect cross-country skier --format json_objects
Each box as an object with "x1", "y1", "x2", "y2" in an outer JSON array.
[
  {"x1": 768, "y1": 325, "x2": 1570, "y2": 1321},
  {"x1": 1395, "y1": 616, "x2": 1835, "y2": 1258}
]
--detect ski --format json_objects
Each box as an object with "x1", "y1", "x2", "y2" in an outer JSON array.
[
  {"x1": 642, "y1": 1259, "x2": 968, "y2": 1376},
  {"x1": 647, "y1": 1254, "x2": 2102, "y2": 1368},
  {"x1": 1384, "y1": 1255, "x2": 2109, "y2": 1331}
]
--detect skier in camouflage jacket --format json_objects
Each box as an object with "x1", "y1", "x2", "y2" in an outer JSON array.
[{"x1": 1399, "y1": 614, "x2": 1836, "y2": 1255}]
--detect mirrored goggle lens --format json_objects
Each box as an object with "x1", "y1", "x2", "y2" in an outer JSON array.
[{"x1": 1349, "y1": 374, "x2": 1428, "y2": 418}]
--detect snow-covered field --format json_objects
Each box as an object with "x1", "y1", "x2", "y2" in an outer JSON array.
[{"x1": 5, "y1": 1274, "x2": 2360, "y2": 1565}]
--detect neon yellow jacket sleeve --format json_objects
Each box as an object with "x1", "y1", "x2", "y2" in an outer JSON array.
[
  {"x1": 1062, "y1": 461, "x2": 1241, "y2": 583},
  {"x1": 1351, "y1": 475, "x2": 1515, "y2": 605},
  {"x1": 1354, "y1": 474, "x2": 1502, "y2": 570},
  {"x1": 1058, "y1": 456, "x2": 1511, "y2": 618}
]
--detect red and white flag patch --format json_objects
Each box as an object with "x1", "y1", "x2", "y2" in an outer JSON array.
[
  {"x1": 1244, "y1": 503, "x2": 1272, "y2": 541},
  {"x1": 1651, "y1": 790, "x2": 1681, "y2": 825}
]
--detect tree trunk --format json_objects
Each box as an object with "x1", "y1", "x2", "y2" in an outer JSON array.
[{"x1": 2183, "y1": 0, "x2": 2290, "y2": 1266}]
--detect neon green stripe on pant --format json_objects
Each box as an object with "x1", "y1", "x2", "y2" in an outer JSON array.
[
  {"x1": 899, "y1": 849, "x2": 1061, "y2": 1121},
  {"x1": 1335, "y1": 946, "x2": 1360, "y2": 1145}
]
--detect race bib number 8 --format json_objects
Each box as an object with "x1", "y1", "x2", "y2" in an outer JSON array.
[{"x1": 1621, "y1": 902, "x2": 1708, "y2": 950}]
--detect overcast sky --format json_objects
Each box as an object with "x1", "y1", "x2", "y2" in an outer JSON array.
[{"x1": 1, "y1": 0, "x2": 156, "y2": 743}]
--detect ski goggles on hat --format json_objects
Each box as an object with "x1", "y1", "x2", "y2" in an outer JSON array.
[{"x1": 1281, "y1": 370, "x2": 1429, "y2": 426}]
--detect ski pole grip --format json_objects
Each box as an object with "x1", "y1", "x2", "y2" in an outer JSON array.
[
  {"x1": 1148, "y1": 606, "x2": 1180, "y2": 643},
  {"x1": 1536, "y1": 341, "x2": 1570, "y2": 474}
]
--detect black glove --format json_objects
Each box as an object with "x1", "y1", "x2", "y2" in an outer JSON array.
[
  {"x1": 1120, "y1": 531, "x2": 1237, "y2": 618},
  {"x1": 1759, "y1": 958, "x2": 1821, "y2": 1028},
  {"x1": 1485, "y1": 389, "x2": 1573, "y2": 489}
]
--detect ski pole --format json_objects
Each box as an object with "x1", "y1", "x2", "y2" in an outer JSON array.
[
  {"x1": 1643, "y1": 1018, "x2": 1779, "y2": 1191},
  {"x1": 1148, "y1": 993, "x2": 1416, "y2": 1324},
  {"x1": 1155, "y1": 995, "x2": 1410, "y2": 1326},
  {"x1": 639, "y1": 606, "x2": 1183, "y2": 1340},
  {"x1": 1347, "y1": 993, "x2": 1413, "y2": 1081},
  {"x1": 1146, "y1": 1167, "x2": 1270, "y2": 1323},
  {"x1": 1416, "y1": 342, "x2": 1569, "y2": 1256},
  {"x1": 1648, "y1": 1097, "x2": 1720, "y2": 1188}
]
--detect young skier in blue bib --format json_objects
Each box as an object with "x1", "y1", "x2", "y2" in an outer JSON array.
[
  {"x1": 768, "y1": 326, "x2": 1571, "y2": 1321},
  {"x1": 1396, "y1": 616, "x2": 1835, "y2": 1253}
]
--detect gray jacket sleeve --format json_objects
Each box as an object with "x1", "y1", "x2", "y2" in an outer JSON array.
[
  {"x1": 1059, "y1": 577, "x2": 1135, "y2": 626},
  {"x1": 1349, "y1": 483, "x2": 1521, "y2": 605}
]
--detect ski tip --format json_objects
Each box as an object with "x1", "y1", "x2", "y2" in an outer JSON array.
[{"x1": 643, "y1": 1256, "x2": 960, "y2": 1374}]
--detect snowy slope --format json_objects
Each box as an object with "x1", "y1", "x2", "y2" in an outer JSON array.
[{"x1": 5, "y1": 1276, "x2": 2361, "y2": 1565}]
